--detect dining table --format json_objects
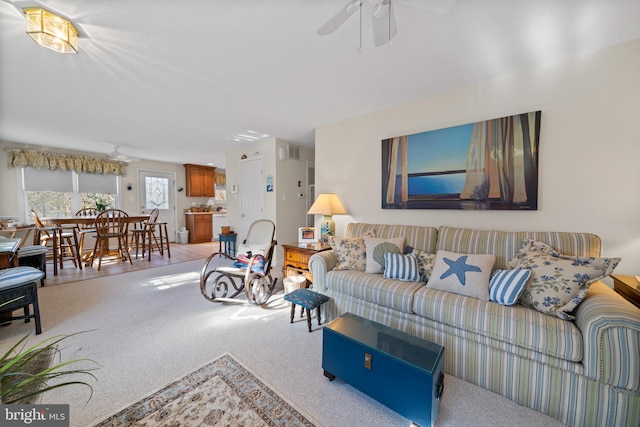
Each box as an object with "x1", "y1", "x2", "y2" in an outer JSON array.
[
  {"x1": 40, "y1": 214, "x2": 151, "y2": 269},
  {"x1": 40, "y1": 214, "x2": 150, "y2": 226}
]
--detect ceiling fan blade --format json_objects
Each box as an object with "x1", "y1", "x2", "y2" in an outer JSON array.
[
  {"x1": 372, "y1": 0, "x2": 397, "y2": 47},
  {"x1": 317, "y1": 0, "x2": 362, "y2": 36},
  {"x1": 398, "y1": 0, "x2": 456, "y2": 15},
  {"x1": 109, "y1": 145, "x2": 139, "y2": 163}
]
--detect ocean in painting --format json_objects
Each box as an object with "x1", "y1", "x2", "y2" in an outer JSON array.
[{"x1": 394, "y1": 173, "x2": 466, "y2": 196}]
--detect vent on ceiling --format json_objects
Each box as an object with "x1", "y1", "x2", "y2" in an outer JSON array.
[{"x1": 288, "y1": 144, "x2": 300, "y2": 161}]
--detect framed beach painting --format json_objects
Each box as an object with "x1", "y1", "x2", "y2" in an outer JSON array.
[{"x1": 382, "y1": 111, "x2": 541, "y2": 210}]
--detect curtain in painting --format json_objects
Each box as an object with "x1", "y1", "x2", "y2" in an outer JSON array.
[
  {"x1": 460, "y1": 112, "x2": 538, "y2": 206},
  {"x1": 385, "y1": 137, "x2": 399, "y2": 205},
  {"x1": 385, "y1": 136, "x2": 409, "y2": 206}
]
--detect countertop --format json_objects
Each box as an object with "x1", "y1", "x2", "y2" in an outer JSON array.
[{"x1": 185, "y1": 211, "x2": 226, "y2": 216}]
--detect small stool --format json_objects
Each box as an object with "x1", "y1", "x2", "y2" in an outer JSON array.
[{"x1": 284, "y1": 288, "x2": 329, "y2": 332}]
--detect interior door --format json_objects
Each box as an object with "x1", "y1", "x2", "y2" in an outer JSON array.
[
  {"x1": 138, "y1": 170, "x2": 177, "y2": 242},
  {"x1": 240, "y1": 157, "x2": 264, "y2": 239}
]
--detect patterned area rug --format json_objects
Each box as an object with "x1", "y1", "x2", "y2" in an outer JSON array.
[{"x1": 93, "y1": 353, "x2": 316, "y2": 426}]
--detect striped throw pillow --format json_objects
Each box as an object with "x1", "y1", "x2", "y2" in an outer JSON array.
[
  {"x1": 489, "y1": 269, "x2": 531, "y2": 305},
  {"x1": 383, "y1": 252, "x2": 420, "y2": 282}
]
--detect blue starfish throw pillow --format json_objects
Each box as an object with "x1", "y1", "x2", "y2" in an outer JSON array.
[{"x1": 426, "y1": 250, "x2": 496, "y2": 300}]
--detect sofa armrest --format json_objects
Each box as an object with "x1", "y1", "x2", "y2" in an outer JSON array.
[
  {"x1": 575, "y1": 281, "x2": 640, "y2": 392},
  {"x1": 308, "y1": 250, "x2": 338, "y2": 293}
]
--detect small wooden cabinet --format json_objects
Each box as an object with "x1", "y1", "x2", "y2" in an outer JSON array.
[
  {"x1": 282, "y1": 242, "x2": 330, "y2": 284},
  {"x1": 185, "y1": 213, "x2": 213, "y2": 243},
  {"x1": 184, "y1": 164, "x2": 215, "y2": 197}
]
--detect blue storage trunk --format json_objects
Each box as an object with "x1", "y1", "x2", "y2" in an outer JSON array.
[{"x1": 322, "y1": 313, "x2": 445, "y2": 427}]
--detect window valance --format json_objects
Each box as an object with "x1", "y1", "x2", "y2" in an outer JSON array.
[{"x1": 6, "y1": 149, "x2": 128, "y2": 176}]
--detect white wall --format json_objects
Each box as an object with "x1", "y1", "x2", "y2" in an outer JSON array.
[
  {"x1": 274, "y1": 140, "x2": 315, "y2": 262},
  {"x1": 224, "y1": 138, "x2": 314, "y2": 265},
  {"x1": 315, "y1": 38, "x2": 640, "y2": 275}
]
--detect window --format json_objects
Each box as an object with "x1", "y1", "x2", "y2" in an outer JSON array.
[
  {"x1": 144, "y1": 176, "x2": 169, "y2": 210},
  {"x1": 23, "y1": 167, "x2": 119, "y2": 219}
]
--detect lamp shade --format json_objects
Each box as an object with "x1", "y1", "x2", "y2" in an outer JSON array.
[
  {"x1": 23, "y1": 7, "x2": 78, "y2": 54},
  {"x1": 307, "y1": 193, "x2": 347, "y2": 236},
  {"x1": 307, "y1": 193, "x2": 347, "y2": 216}
]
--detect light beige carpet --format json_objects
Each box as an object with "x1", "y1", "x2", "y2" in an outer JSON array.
[
  {"x1": 0, "y1": 259, "x2": 565, "y2": 426},
  {"x1": 93, "y1": 352, "x2": 317, "y2": 426}
]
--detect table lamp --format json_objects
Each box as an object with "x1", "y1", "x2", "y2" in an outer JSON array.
[{"x1": 307, "y1": 193, "x2": 347, "y2": 236}]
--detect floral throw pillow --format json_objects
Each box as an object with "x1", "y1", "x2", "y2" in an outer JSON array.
[
  {"x1": 407, "y1": 246, "x2": 437, "y2": 283},
  {"x1": 330, "y1": 231, "x2": 375, "y2": 271},
  {"x1": 510, "y1": 239, "x2": 621, "y2": 320}
]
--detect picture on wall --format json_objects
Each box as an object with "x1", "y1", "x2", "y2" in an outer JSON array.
[{"x1": 382, "y1": 111, "x2": 541, "y2": 210}]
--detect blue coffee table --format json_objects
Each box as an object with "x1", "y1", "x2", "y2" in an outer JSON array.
[{"x1": 323, "y1": 313, "x2": 445, "y2": 426}]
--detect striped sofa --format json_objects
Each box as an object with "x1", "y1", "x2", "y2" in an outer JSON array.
[{"x1": 309, "y1": 223, "x2": 640, "y2": 427}]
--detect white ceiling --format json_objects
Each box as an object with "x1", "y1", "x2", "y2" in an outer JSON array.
[{"x1": 2, "y1": 0, "x2": 640, "y2": 167}]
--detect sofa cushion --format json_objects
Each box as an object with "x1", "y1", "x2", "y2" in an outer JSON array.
[
  {"x1": 364, "y1": 236, "x2": 405, "y2": 273},
  {"x1": 325, "y1": 270, "x2": 424, "y2": 314},
  {"x1": 346, "y1": 223, "x2": 438, "y2": 254},
  {"x1": 437, "y1": 226, "x2": 602, "y2": 269},
  {"x1": 412, "y1": 286, "x2": 584, "y2": 362},
  {"x1": 383, "y1": 252, "x2": 420, "y2": 282},
  {"x1": 509, "y1": 239, "x2": 620, "y2": 320},
  {"x1": 426, "y1": 250, "x2": 496, "y2": 301},
  {"x1": 489, "y1": 269, "x2": 531, "y2": 305}
]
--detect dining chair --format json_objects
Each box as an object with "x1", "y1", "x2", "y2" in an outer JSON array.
[
  {"x1": 90, "y1": 209, "x2": 133, "y2": 271},
  {"x1": 75, "y1": 207, "x2": 100, "y2": 263},
  {"x1": 31, "y1": 210, "x2": 82, "y2": 274},
  {"x1": 130, "y1": 209, "x2": 171, "y2": 261}
]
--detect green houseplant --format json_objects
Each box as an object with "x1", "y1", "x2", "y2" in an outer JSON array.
[
  {"x1": 95, "y1": 198, "x2": 107, "y2": 212},
  {"x1": 0, "y1": 295, "x2": 98, "y2": 405},
  {"x1": 1, "y1": 332, "x2": 99, "y2": 404}
]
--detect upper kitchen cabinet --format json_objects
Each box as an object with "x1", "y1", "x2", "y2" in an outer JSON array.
[{"x1": 184, "y1": 164, "x2": 215, "y2": 197}]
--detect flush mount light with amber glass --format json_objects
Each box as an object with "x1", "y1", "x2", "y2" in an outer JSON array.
[{"x1": 23, "y1": 7, "x2": 78, "y2": 54}]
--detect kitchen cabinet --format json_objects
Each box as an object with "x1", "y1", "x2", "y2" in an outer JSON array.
[
  {"x1": 184, "y1": 164, "x2": 215, "y2": 197},
  {"x1": 185, "y1": 213, "x2": 213, "y2": 243}
]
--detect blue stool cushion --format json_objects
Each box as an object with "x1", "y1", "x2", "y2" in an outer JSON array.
[
  {"x1": 284, "y1": 288, "x2": 329, "y2": 310},
  {"x1": 0, "y1": 267, "x2": 45, "y2": 290}
]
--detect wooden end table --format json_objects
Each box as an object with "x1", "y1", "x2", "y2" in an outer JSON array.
[
  {"x1": 610, "y1": 275, "x2": 640, "y2": 309},
  {"x1": 282, "y1": 242, "x2": 330, "y2": 285}
]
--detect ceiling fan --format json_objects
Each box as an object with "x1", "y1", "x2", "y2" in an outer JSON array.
[
  {"x1": 108, "y1": 145, "x2": 140, "y2": 163},
  {"x1": 317, "y1": 0, "x2": 456, "y2": 47}
]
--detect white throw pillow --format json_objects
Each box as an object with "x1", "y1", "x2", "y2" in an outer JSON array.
[
  {"x1": 364, "y1": 236, "x2": 405, "y2": 273},
  {"x1": 426, "y1": 250, "x2": 496, "y2": 301}
]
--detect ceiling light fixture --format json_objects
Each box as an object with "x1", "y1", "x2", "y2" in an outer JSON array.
[{"x1": 23, "y1": 7, "x2": 78, "y2": 54}]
